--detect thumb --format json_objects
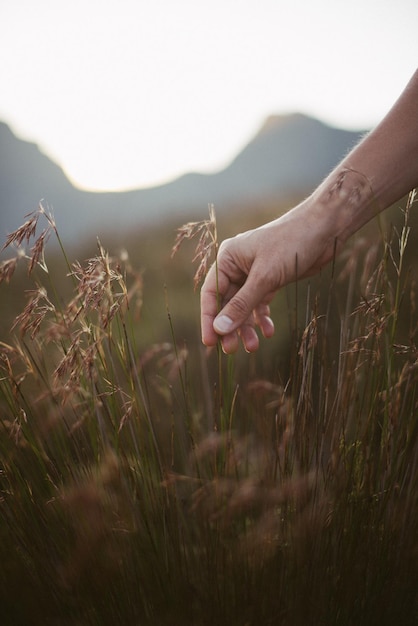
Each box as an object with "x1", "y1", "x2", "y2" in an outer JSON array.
[{"x1": 213, "y1": 274, "x2": 266, "y2": 335}]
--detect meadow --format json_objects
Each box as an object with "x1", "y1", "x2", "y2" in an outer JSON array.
[{"x1": 1, "y1": 193, "x2": 418, "y2": 625}]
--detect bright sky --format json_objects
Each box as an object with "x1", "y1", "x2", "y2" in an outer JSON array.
[{"x1": 1, "y1": 0, "x2": 417, "y2": 191}]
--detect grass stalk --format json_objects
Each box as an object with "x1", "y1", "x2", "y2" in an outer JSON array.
[{"x1": 1, "y1": 196, "x2": 418, "y2": 624}]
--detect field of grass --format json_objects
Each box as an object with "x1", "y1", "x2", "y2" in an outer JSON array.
[{"x1": 1, "y1": 194, "x2": 418, "y2": 625}]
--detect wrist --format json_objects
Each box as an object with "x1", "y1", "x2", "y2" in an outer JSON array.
[{"x1": 311, "y1": 167, "x2": 377, "y2": 244}]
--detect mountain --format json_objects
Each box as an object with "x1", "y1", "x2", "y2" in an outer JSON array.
[{"x1": 0, "y1": 115, "x2": 366, "y2": 247}]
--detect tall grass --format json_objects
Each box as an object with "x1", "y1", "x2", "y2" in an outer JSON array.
[{"x1": 1, "y1": 195, "x2": 418, "y2": 625}]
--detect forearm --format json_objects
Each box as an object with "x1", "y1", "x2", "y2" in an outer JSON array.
[
  {"x1": 311, "y1": 69, "x2": 418, "y2": 244},
  {"x1": 201, "y1": 71, "x2": 418, "y2": 352}
]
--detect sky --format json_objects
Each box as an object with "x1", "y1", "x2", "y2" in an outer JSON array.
[{"x1": 1, "y1": 0, "x2": 417, "y2": 192}]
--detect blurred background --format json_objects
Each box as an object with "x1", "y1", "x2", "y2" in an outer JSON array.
[
  {"x1": 1, "y1": 0, "x2": 417, "y2": 236},
  {"x1": 1, "y1": 0, "x2": 417, "y2": 350},
  {"x1": 2, "y1": 0, "x2": 415, "y2": 190}
]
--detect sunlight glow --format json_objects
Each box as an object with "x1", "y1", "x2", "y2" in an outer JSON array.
[{"x1": 1, "y1": 0, "x2": 416, "y2": 191}]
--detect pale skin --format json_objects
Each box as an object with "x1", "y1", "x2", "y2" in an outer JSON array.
[{"x1": 201, "y1": 69, "x2": 418, "y2": 354}]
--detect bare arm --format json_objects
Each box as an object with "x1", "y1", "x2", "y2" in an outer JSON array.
[
  {"x1": 201, "y1": 70, "x2": 418, "y2": 353},
  {"x1": 325, "y1": 68, "x2": 418, "y2": 238}
]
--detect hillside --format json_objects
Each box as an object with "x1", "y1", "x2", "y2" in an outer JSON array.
[{"x1": 0, "y1": 116, "x2": 366, "y2": 248}]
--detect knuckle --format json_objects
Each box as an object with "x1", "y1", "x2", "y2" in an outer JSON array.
[
  {"x1": 218, "y1": 238, "x2": 232, "y2": 255},
  {"x1": 228, "y1": 293, "x2": 250, "y2": 317},
  {"x1": 253, "y1": 263, "x2": 282, "y2": 292}
]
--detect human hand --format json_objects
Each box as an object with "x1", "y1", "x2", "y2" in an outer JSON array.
[
  {"x1": 201, "y1": 69, "x2": 418, "y2": 354},
  {"x1": 200, "y1": 199, "x2": 338, "y2": 353}
]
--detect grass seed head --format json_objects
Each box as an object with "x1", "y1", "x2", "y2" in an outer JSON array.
[
  {"x1": 171, "y1": 204, "x2": 218, "y2": 289},
  {"x1": 0, "y1": 257, "x2": 18, "y2": 284},
  {"x1": 2, "y1": 210, "x2": 40, "y2": 251}
]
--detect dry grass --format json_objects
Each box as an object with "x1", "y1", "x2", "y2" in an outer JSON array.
[{"x1": 1, "y1": 195, "x2": 418, "y2": 625}]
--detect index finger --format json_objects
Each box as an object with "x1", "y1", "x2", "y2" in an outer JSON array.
[{"x1": 200, "y1": 263, "x2": 221, "y2": 346}]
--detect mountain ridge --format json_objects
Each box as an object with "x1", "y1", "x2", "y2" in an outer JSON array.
[{"x1": 0, "y1": 115, "x2": 367, "y2": 248}]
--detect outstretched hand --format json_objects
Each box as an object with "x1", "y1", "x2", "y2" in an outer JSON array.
[
  {"x1": 200, "y1": 198, "x2": 338, "y2": 353},
  {"x1": 200, "y1": 71, "x2": 418, "y2": 354}
]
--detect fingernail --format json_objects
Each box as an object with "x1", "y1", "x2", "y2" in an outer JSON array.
[{"x1": 214, "y1": 315, "x2": 234, "y2": 334}]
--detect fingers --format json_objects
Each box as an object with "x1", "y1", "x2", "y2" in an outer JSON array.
[
  {"x1": 201, "y1": 270, "x2": 275, "y2": 354},
  {"x1": 201, "y1": 255, "x2": 242, "y2": 347},
  {"x1": 220, "y1": 330, "x2": 240, "y2": 354},
  {"x1": 217, "y1": 321, "x2": 260, "y2": 354},
  {"x1": 200, "y1": 247, "x2": 276, "y2": 353},
  {"x1": 254, "y1": 307, "x2": 275, "y2": 339},
  {"x1": 200, "y1": 264, "x2": 223, "y2": 347},
  {"x1": 213, "y1": 267, "x2": 271, "y2": 334},
  {"x1": 238, "y1": 323, "x2": 260, "y2": 353},
  {"x1": 217, "y1": 312, "x2": 273, "y2": 354}
]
